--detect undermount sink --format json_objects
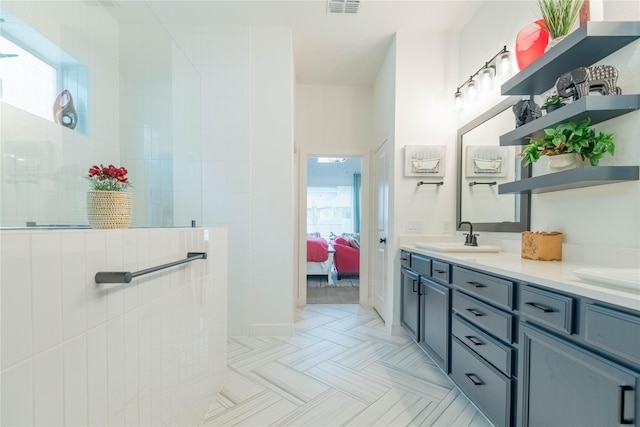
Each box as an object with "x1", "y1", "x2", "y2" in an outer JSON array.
[
  {"x1": 414, "y1": 242, "x2": 500, "y2": 253},
  {"x1": 573, "y1": 268, "x2": 640, "y2": 292}
]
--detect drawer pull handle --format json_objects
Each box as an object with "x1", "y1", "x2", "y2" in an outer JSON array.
[
  {"x1": 412, "y1": 279, "x2": 418, "y2": 293},
  {"x1": 525, "y1": 302, "x2": 554, "y2": 313},
  {"x1": 465, "y1": 335, "x2": 483, "y2": 346},
  {"x1": 465, "y1": 373, "x2": 484, "y2": 386},
  {"x1": 434, "y1": 269, "x2": 446, "y2": 274},
  {"x1": 465, "y1": 308, "x2": 484, "y2": 317},
  {"x1": 401, "y1": 257, "x2": 409, "y2": 261},
  {"x1": 619, "y1": 385, "x2": 634, "y2": 425},
  {"x1": 466, "y1": 281, "x2": 486, "y2": 288}
]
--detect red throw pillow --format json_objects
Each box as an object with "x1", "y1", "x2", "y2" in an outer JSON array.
[{"x1": 334, "y1": 237, "x2": 349, "y2": 246}]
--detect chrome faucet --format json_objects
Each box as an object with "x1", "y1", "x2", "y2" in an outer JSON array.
[{"x1": 458, "y1": 221, "x2": 478, "y2": 246}]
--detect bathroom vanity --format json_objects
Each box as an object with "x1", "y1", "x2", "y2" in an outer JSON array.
[{"x1": 399, "y1": 246, "x2": 640, "y2": 427}]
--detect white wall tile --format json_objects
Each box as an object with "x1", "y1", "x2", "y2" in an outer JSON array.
[
  {"x1": 30, "y1": 232, "x2": 63, "y2": 354},
  {"x1": 61, "y1": 232, "x2": 87, "y2": 340},
  {"x1": 1, "y1": 227, "x2": 227, "y2": 426},
  {"x1": 123, "y1": 310, "x2": 139, "y2": 405},
  {"x1": 0, "y1": 359, "x2": 33, "y2": 426},
  {"x1": 107, "y1": 316, "x2": 125, "y2": 420},
  {"x1": 87, "y1": 324, "x2": 108, "y2": 427},
  {"x1": 0, "y1": 233, "x2": 33, "y2": 369},
  {"x1": 63, "y1": 334, "x2": 88, "y2": 427},
  {"x1": 85, "y1": 231, "x2": 107, "y2": 329},
  {"x1": 33, "y1": 346, "x2": 63, "y2": 426}
]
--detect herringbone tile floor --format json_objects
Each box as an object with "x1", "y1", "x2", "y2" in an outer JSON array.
[{"x1": 202, "y1": 304, "x2": 493, "y2": 427}]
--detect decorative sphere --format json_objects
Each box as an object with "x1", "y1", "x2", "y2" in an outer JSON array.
[{"x1": 515, "y1": 20, "x2": 549, "y2": 70}]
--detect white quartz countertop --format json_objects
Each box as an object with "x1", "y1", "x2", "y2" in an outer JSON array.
[{"x1": 400, "y1": 244, "x2": 640, "y2": 312}]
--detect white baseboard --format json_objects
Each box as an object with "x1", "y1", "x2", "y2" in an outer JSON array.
[{"x1": 249, "y1": 323, "x2": 294, "y2": 336}]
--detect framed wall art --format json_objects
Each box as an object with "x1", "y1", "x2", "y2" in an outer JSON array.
[{"x1": 404, "y1": 145, "x2": 446, "y2": 177}]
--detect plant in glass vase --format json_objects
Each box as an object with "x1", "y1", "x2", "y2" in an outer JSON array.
[{"x1": 86, "y1": 164, "x2": 132, "y2": 229}]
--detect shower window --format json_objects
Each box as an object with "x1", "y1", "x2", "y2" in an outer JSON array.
[{"x1": 0, "y1": 34, "x2": 57, "y2": 121}]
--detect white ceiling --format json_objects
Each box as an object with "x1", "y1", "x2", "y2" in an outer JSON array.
[{"x1": 145, "y1": 0, "x2": 484, "y2": 86}]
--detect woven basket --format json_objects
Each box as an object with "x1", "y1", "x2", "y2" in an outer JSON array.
[{"x1": 87, "y1": 191, "x2": 131, "y2": 229}]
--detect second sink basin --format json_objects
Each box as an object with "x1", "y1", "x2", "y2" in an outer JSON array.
[{"x1": 415, "y1": 242, "x2": 500, "y2": 253}]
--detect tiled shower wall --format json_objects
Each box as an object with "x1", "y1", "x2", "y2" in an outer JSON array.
[{"x1": 0, "y1": 227, "x2": 228, "y2": 426}]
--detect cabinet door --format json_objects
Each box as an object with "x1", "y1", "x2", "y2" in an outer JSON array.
[
  {"x1": 519, "y1": 323, "x2": 639, "y2": 427},
  {"x1": 401, "y1": 268, "x2": 419, "y2": 341},
  {"x1": 420, "y1": 279, "x2": 450, "y2": 372}
]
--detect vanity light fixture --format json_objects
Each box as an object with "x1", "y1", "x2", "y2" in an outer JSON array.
[{"x1": 454, "y1": 45, "x2": 512, "y2": 111}]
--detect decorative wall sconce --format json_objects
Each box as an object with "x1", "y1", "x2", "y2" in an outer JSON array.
[{"x1": 454, "y1": 46, "x2": 512, "y2": 111}]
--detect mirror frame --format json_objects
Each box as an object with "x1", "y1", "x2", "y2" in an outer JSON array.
[{"x1": 456, "y1": 96, "x2": 531, "y2": 233}]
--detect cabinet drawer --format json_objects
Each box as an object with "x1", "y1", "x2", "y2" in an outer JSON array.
[
  {"x1": 452, "y1": 266, "x2": 514, "y2": 309},
  {"x1": 451, "y1": 338, "x2": 512, "y2": 427},
  {"x1": 431, "y1": 260, "x2": 450, "y2": 284},
  {"x1": 519, "y1": 285, "x2": 575, "y2": 335},
  {"x1": 452, "y1": 314, "x2": 514, "y2": 377},
  {"x1": 400, "y1": 251, "x2": 411, "y2": 269},
  {"x1": 585, "y1": 304, "x2": 640, "y2": 365},
  {"x1": 410, "y1": 253, "x2": 431, "y2": 277},
  {"x1": 453, "y1": 291, "x2": 514, "y2": 343}
]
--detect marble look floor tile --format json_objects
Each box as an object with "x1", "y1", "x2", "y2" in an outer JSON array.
[
  {"x1": 277, "y1": 340, "x2": 348, "y2": 372},
  {"x1": 271, "y1": 389, "x2": 368, "y2": 427},
  {"x1": 345, "y1": 388, "x2": 434, "y2": 427},
  {"x1": 362, "y1": 361, "x2": 452, "y2": 402},
  {"x1": 228, "y1": 344, "x2": 300, "y2": 373},
  {"x1": 202, "y1": 304, "x2": 494, "y2": 427},
  {"x1": 251, "y1": 361, "x2": 330, "y2": 405},
  {"x1": 303, "y1": 326, "x2": 365, "y2": 348},
  {"x1": 332, "y1": 340, "x2": 397, "y2": 371},
  {"x1": 306, "y1": 361, "x2": 390, "y2": 404},
  {"x1": 218, "y1": 369, "x2": 265, "y2": 405},
  {"x1": 201, "y1": 390, "x2": 296, "y2": 427},
  {"x1": 293, "y1": 313, "x2": 341, "y2": 332}
]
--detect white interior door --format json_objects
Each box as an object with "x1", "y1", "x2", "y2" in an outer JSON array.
[{"x1": 373, "y1": 142, "x2": 389, "y2": 320}]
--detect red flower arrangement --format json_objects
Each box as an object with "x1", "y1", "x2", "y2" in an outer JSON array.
[{"x1": 87, "y1": 164, "x2": 131, "y2": 191}]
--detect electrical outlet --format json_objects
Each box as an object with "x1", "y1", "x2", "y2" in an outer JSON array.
[
  {"x1": 406, "y1": 220, "x2": 424, "y2": 233},
  {"x1": 442, "y1": 220, "x2": 451, "y2": 234}
]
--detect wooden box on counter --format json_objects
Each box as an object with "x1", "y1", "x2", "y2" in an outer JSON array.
[{"x1": 521, "y1": 231, "x2": 562, "y2": 261}]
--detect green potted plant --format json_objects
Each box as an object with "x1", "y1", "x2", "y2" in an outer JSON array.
[
  {"x1": 541, "y1": 94, "x2": 567, "y2": 113},
  {"x1": 538, "y1": 0, "x2": 583, "y2": 48},
  {"x1": 521, "y1": 118, "x2": 615, "y2": 169}
]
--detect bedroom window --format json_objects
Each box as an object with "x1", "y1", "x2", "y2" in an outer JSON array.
[{"x1": 307, "y1": 185, "x2": 354, "y2": 238}]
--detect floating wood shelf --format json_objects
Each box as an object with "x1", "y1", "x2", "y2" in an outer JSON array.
[
  {"x1": 501, "y1": 21, "x2": 640, "y2": 96},
  {"x1": 498, "y1": 166, "x2": 639, "y2": 194},
  {"x1": 500, "y1": 95, "x2": 640, "y2": 146}
]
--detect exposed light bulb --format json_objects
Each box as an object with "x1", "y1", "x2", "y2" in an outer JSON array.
[
  {"x1": 499, "y1": 50, "x2": 512, "y2": 79},
  {"x1": 467, "y1": 79, "x2": 478, "y2": 102},
  {"x1": 454, "y1": 90, "x2": 463, "y2": 111},
  {"x1": 480, "y1": 65, "x2": 494, "y2": 91}
]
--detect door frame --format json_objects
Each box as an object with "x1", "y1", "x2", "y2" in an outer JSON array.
[{"x1": 296, "y1": 148, "x2": 372, "y2": 307}]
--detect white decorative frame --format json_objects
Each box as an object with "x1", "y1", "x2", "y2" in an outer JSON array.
[
  {"x1": 404, "y1": 145, "x2": 446, "y2": 177},
  {"x1": 465, "y1": 145, "x2": 511, "y2": 177}
]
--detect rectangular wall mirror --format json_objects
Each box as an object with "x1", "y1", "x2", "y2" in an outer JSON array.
[{"x1": 456, "y1": 96, "x2": 531, "y2": 232}]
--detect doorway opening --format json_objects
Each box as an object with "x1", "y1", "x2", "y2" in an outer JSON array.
[{"x1": 306, "y1": 156, "x2": 362, "y2": 304}]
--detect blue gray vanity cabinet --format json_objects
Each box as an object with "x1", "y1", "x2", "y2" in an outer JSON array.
[
  {"x1": 518, "y1": 284, "x2": 640, "y2": 427},
  {"x1": 420, "y1": 275, "x2": 451, "y2": 372},
  {"x1": 451, "y1": 266, "x2": 517, "y2": 427},
  {"x1": 400, "y1": 266, "x2": 420, "y2": 341},
  {"x1": 400, "y1": 250, "x2": 424, "y2": 341},
  {"x1": 400, "y1": 250, "x2": 640, "y2": 427},
  {"x1": 518, "y1": 323, "x2": 639, "y2": 427},
  {"x1": 399, "y1": 252, "x2": 451, "y2": 372}
]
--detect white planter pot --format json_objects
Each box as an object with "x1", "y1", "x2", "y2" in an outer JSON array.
[{"x1": 547, "y1": 153, "x2": 581, "y2": 171}]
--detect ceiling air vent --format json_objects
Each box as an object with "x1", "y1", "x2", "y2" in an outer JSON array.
[{"x1": 327, "y1": 0, "x2": 360, "y2": 15}]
